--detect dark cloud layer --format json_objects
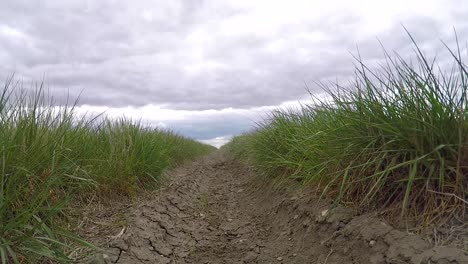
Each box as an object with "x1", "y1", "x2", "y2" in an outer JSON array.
[{"x1": 1, "y1": 0, "x2": 467, "y2": 111}]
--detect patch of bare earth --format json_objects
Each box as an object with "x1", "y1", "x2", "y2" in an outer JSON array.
[{"x1": 78, "y1": 151, "x2": 467, "y2": 264}]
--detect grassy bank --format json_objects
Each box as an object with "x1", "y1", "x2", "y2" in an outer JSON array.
[
  {"x1": 0, "y1": 80, "x2": 215, "y2": 263},
  {"x1": 227, "y1": 39, "x2": 467, "y2": 226}
]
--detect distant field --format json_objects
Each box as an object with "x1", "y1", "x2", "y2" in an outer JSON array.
[
  {"x1": 0, "y1": 82, "x2": 215, "y2": 263},
  {"x1": 226, "y1": 38, "x2": 468, "y2": 227}
]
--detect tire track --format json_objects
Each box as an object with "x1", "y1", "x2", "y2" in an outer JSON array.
[{"x1": 85, "y1": 151, "x2": 468, "y2": 264}]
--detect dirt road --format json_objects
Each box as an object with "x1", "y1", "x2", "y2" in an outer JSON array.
[{"x1": 83, "y1": 151, "x2": 467, "y2": 264}]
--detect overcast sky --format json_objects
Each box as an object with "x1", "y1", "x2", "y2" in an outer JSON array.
[{"x1": 1, "y1": 0, "x2": 467, "y2": 147}]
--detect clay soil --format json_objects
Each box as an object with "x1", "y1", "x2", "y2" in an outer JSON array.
[{"x1": 77, "y1": 151, "x2": 467, "y2": 264}]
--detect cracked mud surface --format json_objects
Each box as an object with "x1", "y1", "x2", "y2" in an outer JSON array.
[{"x1": 82, "y1": 151, "x2": 468, "y2": 264}]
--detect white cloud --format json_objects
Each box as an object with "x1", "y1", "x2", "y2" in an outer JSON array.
[
  {"x1": 199, "y1": 135, "x2": 233, "y2": 148},
  {"x1": 0, "y1": 25, "x2": 27, "y2": 39},
  {"x1": 71, "y1": 95, "x2": 325, "y2": 140},
  {"x1": 74, "y1": 94, "x2": 319, "y2": 124}
]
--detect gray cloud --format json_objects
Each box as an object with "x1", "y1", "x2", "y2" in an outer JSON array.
[{"x1": 1, "y1": 0, "x2": 467, "y2": 111}]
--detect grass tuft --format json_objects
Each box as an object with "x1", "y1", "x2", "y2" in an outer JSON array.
[
  {"x1": 227, "y1": 35, "x2": 468, "y2": 226},
  {"x1": 0, "y1": 79, "x2": 215, "y2": 263}
]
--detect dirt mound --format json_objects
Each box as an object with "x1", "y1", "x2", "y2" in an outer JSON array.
[{"x1": 80, "y1": 151, "x2": 467, "y2": 264}]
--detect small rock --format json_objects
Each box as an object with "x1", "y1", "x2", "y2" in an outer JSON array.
[
  {"x1": 369, "y1": 240, "x2": 376, "y2": 247},
  {"x1": 293, "y1": 214, "x2": 299, "y2": 220},
  {"x1": 243, "y1": 252, "x2": 258, "y2": 262},
  {"x1": 325, "y1": 207, "x2": 354, "y2": 223},
  {"x1": 321, "y1": 209, "x2": 329, "y2": 217},
  {"x1": 109, "y1": 239, "x2": 129, "y2": 251},
  {"x1": 277, "y1": 257, "x2": 283, "y2": 261},
  {"x1": 227, "y1": 218, "x2": 233, "y2": 222},
  {"x1": 90, "y1": 254, "x2": 106, "y2": 264},
  {"x1": 292, "y1": 253, "x2": 297, "y2": 257},
  {"x1": 332, "y1": 222, "x2": 341, "y2": 231}
]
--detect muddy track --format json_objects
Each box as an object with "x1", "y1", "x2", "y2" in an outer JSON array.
[{"x1": 84, "y1": 151, "x2": 467, "y2": 264}]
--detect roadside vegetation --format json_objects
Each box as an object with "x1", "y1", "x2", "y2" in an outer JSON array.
[
  {"x1": 226, "y1": 36, "x2": 468, "y2": 227},
  {"x1": 0, "y1": 80, "x2": 215, "y2": 263}
]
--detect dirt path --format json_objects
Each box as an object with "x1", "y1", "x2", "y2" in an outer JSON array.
[{"x1": 84, "y1": 151, "x2": 467, "y2": 264}]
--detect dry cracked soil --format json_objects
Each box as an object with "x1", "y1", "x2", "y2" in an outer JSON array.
[{"x1": 79, "y1": 151, "x2": 468, "y2": 264}]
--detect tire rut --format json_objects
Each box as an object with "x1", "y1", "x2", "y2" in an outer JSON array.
[
  {"x1": 94, "y1": 151, "x2": 268, "y2": 264},
  {"x1": 86, "y1": 151, "x2": 468, "y2": 264}
]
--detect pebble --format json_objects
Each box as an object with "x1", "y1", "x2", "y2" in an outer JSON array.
[
  {"x1": 293, "y1": 214, "x2": 299, "y2": 220},
  {"x1": 277, "y1": 257, "x2": 283, "y2": 261},
  {"x1": 369, "y1": 240, "x2": 376, "y2": 247},
  {"x1": 321, "y1": 209, "x2": 329, "y2": 217}
]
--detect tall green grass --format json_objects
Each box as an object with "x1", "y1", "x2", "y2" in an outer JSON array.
[
  {"x1": 0, "y1": 79, "x2": 215, "y2": 263},
  {"x1": 228, "y1": 37, "x2": 468, "y2": 225}
]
